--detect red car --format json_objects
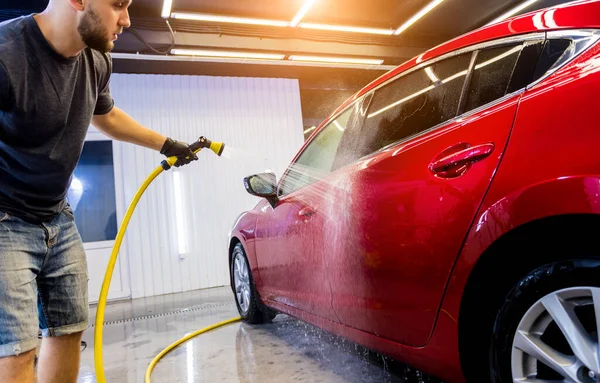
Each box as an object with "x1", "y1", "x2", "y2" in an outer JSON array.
[{"x1": 228, "y1": 1, "x2": 600, "y2": 382}]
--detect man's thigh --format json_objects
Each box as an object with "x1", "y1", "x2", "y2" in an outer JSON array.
[
  {"x1": 0, "y1": 211, "x2": 47, "y2": 357},
  {"x1": 37, "y1": 208, "x2": 88, "y2": 338}
]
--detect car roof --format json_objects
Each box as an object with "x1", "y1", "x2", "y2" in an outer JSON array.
[{"x1": 320, "y1": 0, "x2": 600, "y2": 128}]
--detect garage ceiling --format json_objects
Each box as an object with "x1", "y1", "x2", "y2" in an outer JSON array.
[
  {"x1": 1, "y1": 0, "x2": 573, "y2": 66},
  {"x1": 1, "y1": 0, "x2": 573, "y2": 131}
]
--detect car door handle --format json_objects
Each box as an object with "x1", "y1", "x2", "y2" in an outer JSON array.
[
  {"x1": 298, "y1": 207, "x2": 316, "y2": 220},
  {"x1": 430, "y1": 143, "x2": 495, "y2": 178}
]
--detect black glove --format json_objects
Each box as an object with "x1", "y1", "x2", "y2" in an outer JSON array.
[{"x1": 160, "y1": 138, "x2": 198, "y2": 167}]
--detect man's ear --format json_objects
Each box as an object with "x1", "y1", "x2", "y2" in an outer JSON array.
[{"x1": 68, "y1": 0, "x2": 85, "y2": 12}]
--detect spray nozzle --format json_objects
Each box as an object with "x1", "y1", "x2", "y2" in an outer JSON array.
[
  {"x1": 161, "y1": 136, "x2": 226, "y2": 171},
  {"x1": 190, "y1": 136, "x2": 225, "y2": 157}
]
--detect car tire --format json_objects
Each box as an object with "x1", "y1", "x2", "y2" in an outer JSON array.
[
  {"x1": 490, "y1": 259, "x2": 600, "y2": 383},
  {"x1": 231, "y1": 243, "x2": 275, "y2": 324}
]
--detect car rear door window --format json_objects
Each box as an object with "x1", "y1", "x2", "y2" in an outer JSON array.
[
  {"x1": 506, "y1": 41, "x2": 545, "y2": 93},
  {"x1": 463, "y1": 44, "x2": 523, "y2": 112},
  {"x1": 348, "y1": 53, "x2": 472, "y2": 158},
  {"x1": 531, "y1": 39, "x2": 572, "y2": 82}
]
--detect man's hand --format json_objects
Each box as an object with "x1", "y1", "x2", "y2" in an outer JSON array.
[{"x1": 160, "y1": 138, "x2": 198, "y2": 167}]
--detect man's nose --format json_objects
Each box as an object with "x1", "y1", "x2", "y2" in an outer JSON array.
[{"x1": 119, "y1": 11, "x2": 131, "y2": 29}]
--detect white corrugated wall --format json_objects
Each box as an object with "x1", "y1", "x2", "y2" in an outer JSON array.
[{"x1": 109, "y1": 74, "x2": 304, "y2": 299}]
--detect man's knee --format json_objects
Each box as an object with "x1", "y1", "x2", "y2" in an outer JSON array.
[
  {"x1": 0, "y1": 348, "x2": 36, "y2": 366},
  {"x1": 43, "y1": 331, "x2": 83, "y2": 346},
  {"x1": 0, "y1": 349, "x2": 36, "y2": 383}
]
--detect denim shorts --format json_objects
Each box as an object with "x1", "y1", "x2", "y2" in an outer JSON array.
[{"x1": 0, "y1": 207, "x2": 88, "y2": 357}]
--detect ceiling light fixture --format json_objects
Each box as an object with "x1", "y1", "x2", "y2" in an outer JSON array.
[
  {"x1": 161, "y1": 0, "x2": 173, "y2": 18},
  {"x1": 170, "y1": 12, "x2": 290, "y2": 27},
  {"x1": 171, "y1": 49, "x2": 286, "y2": 60},
  {"x1": 487, "y1": 0, "x2": 540, "y2": 25},
  {"x1": 299, "y1": 22, "x2": 394, "y2": 35},
  {"x1": 289, "y1": 55, "x2": 384, "y2": 65},
  {"x1": 169, "y1": 10, "x2": 400, "y2": 36},
  {"x1": 112, "y1": 53, "x2": 397, "y2": 70},
  {"x1": 291, "y1": 0, "x2": 318, "y2": 27},
  {"x1": 394, "y1": 0, "x2": 445, "y2": 35}
]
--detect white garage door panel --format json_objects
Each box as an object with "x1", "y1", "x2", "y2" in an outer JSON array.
[
  {"x1": 93, "y1": 73, "x2": 306, "y2": 300},
  {"x1": 86, "y1": 244, "x2": 128, "y2": 303}
]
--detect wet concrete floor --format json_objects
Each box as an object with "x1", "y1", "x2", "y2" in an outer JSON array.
[{"x1": 77, "y1": 287, "x2": 441, "y2": 383}]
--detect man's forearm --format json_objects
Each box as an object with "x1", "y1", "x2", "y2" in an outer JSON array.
[{"x1": 91, "y1": 107, "x2": 166, "y2": 151}]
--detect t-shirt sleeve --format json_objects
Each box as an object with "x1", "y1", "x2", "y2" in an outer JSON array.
[
  {"x1": 0, "y1": 61, "x2": 9, "y2": 110},
  {"x1": 94, "y1": 53, "x2": 114, "y2": 115}
]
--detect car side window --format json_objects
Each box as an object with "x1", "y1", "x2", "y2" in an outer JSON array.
[
  {"x1": 506, "y1": 41, "x2": 545, "y2": 93},
  {"x1": 531, "y1": 39, "x2": 572, "y2": 82},
  {"x1": 463, "y1": 44, "x2": 524, "y2": 113},
  {"x1": 345, "y1": 53, "x2": 472, "y2": 159},
  {"x1": 330, "y1": 94, "x2": 373, "y2": 171},
  {"x1": 278, "y1": 106, "x2": 356, "y2": 196}
]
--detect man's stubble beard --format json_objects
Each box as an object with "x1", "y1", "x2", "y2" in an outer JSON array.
[{"x1": 77, "y1": 6, "x2": 113, "y2": 53}]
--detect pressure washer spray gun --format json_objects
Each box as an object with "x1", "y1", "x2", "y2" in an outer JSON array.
[{"x1": 161, "y1": 136, "x2": 226, "y2": 170}]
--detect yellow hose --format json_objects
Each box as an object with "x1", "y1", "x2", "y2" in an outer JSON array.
[
  {"x1": 144, "y1": 316, "x2": 241, "y2": 383},
  {"x1": 93, "y1": 152, "x2": 239, "y2": 383}
]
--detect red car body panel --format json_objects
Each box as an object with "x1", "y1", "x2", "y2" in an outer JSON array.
[
  {"x1": 323, "y1": 95, "x2": 518, "y2": 347},
  {"x1": 229, "y1": 2, "x2": 600, "y2": 382},
  {"x1": 435, "y1": 41, "x2": 600, "y2": 381},
  {"x1": 254, "y1": 182, "x2": 339, "y2": 320}
]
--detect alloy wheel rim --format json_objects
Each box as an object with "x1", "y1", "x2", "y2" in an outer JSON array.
[
  {"x1": 233, "y1": 250, "x2": 251, "y2": 315},
  {"x1": 512, "y1": 287, "x2": 600, "y2": 382}
]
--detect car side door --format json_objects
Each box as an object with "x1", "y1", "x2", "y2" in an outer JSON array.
[{"x1": 325, "y1": 37, "x2": 548, "y2": 346}]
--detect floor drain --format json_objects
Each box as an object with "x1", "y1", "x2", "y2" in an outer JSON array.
[{"x1": 91, "y1": 301, "x2": 236, "y2": 326}]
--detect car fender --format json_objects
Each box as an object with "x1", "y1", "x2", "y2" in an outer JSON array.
[
  {"x1": 440, "y1": 175, "x2": 600, "y2": 326},
  {"x1": 228, "y1": 208, "x2": 262, "y2": 289}
]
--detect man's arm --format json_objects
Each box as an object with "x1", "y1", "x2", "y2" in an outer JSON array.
[
  {"x1": 91, "y1": 106, "x2": 166, "y2": 151},
  {"x1": 91, "y1": 106, "x2": 197, "y2": 166}
]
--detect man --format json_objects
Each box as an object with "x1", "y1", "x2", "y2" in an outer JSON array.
[{"x1": 0, "y1": 0, "x2": 195, "y2": 382}]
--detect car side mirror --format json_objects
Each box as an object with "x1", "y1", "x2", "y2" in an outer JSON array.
[{"x1": 243, "y1": 172, "x2": 279, "y2": 208}]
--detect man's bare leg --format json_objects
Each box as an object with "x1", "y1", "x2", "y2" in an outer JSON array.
[
  {"x1": 37, "y1": 331, "x2": 83, "y2": 383},
  {"x1": 0, "y1": 349, "x2": 36, "y2": 383}
]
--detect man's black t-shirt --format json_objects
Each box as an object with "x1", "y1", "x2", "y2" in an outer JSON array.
[{"x1": 0, "y1": 15, "x2": 114, "y2": 222}]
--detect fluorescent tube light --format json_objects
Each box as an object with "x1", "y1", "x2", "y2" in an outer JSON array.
[
  {"x1": 170, "y1": 10, "x2": 398, "y2": 36},
  {"x1": 161, "y1": 0, "x2": 173, "y2": 19},
  {"x1": 171, "y1": 49, "x2": 285, "y2": 60},
  {"x1": 112, "y1": 53, "x2": 396, "y2": 70},
  {"x1": 394, "y1": 0, "x2": 445, "y2": 35},
  {"x1": 291, "y1": 0, "x2": 318, "y2": 27},
  {"x1": 173, "y1": 171, "x2": 186, "y2": 255},
  {"x1": 170, "y1": 12, "x2": 290, "y2": 27},
  {"x1": 299, "y1": 22, "x2": 394, "y2": 35},
  {"x1": 487, "y1": 0, "x2": 540, "y2": 25},
  {"x1": 289, "y1": 55, "x2": 384, "y2": 65}
]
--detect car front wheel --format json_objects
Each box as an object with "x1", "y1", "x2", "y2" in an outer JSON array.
[{"x1": 231, "y1": 243, "x2": 275, "y2": 324}]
